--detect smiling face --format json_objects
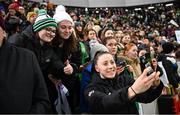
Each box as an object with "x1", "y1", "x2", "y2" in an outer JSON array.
[
  {"x1": 95, "y1": 53, "x2": 116, "y2": 79},
  {"x1": 38, "y1": 26, "x2": 56, "y2": 43},
  {"x1": 58, "y1": 20, "x2": 73, "y2": 39}
]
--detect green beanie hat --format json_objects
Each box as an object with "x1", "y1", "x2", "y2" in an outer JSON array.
[{"x1": 33, "y1": 9, "x2": 57, "y2": 32}]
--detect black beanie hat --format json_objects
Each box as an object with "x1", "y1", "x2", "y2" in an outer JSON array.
[{"x1": 162, "y1": 42, "x2": 174, "y2": 54}]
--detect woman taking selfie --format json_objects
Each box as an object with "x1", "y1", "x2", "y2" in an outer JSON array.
[{"x1": 85, "y1": 51, "x2": 163, "y2": 114}]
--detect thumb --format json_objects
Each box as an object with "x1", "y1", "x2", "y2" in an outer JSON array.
[
  {"x1": 64, "y1": 60, "x2": 70, "y2": 65},
  {"x1": 155, "y1": 71, "x2": 160, "y2": 80}
]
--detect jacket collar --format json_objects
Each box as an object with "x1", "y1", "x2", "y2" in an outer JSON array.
[{"x1": 92, "y1": 72, "x2": 117, "y2": 86}]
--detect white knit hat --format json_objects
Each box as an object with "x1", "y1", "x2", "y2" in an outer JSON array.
[{"x1": 53, "y1": 5, "x2": 74, "y2": 25}]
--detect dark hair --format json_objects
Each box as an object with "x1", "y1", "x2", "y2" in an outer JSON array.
[
  {"x1": 91, "y1": 51, "x2": 110, "y2": 74},
  {"x1": 100, "y1": 27, "x2": 114, "y2": 41},
  {"x1": 52, "y1": 24, "x2": 78, "y2": 54},
  {"x1": 83, "y1": 28, "x2": 97, "y2": 39},
  {"x1": 162, "y1": 42, "x2": 174, "y2": 54},
  {"x1": 5, "y1": 16, "x2": 20, "y2": 34}
]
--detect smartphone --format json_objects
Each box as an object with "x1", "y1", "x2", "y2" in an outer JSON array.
[
  {"x1": 145, "y1": 62, "x2": 154, "y2": 76},
  {"x1": 116, "y1": 61, "x2": 126, "y2": 67}
]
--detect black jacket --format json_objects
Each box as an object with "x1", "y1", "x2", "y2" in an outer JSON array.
[
  {"x1": 85, "y1": 72, "x2": 163, "y2": 114},
  {"x1": 0, "y1": 41, "x2": 50, "y2": 113},
  {"x1": 7, "y1": 25, "x2": 65, "y2": 109},
  {"x1": 52, "y1": 37, "x2": 82, "y2": 113},
  {"x1": 8, "y1": 25, "x2": 64, "y2": 73},
  {"x1": 160, "y1": 54, "x2": 180, "y2": 88}
]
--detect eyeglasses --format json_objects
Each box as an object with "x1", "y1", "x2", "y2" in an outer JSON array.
[{"x1": 45, "y1": 27, "x2": 56, "y2": 34}]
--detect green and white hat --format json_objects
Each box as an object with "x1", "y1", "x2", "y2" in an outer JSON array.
[{"x1": 33, "y1": 9, "x2": 57, "y2": 32}]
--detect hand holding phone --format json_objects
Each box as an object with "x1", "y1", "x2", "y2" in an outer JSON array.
[
  {"x1": 116, "y1": 61, "x2": 126, "y2": 67},
  {"x1": 116, "y1": 60, "x2": 126, "y2": 75},
  {"x1": 145, "y1": 62, "x2": 154, "y2": 76}
]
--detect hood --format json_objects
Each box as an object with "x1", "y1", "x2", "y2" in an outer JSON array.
[
  {"x1": 21, "y1": 25, "x2": 37, "y2": 42},
  {"x1": 21, "y1": 25, "x2": 41, "y2": 46},
  {"x1": 92, "y1": 72, "x2": 118, "y2": 86}
]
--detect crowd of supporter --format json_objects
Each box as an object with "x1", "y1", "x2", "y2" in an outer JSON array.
[{"x1": 0, "y1": 0, "x2": 180, "y2": 114}]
